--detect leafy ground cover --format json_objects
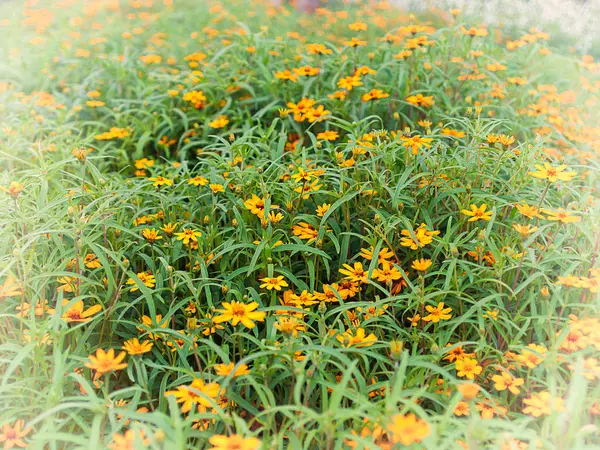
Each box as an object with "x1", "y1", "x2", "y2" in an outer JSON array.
[{"x1": 1, "y1": 0, "x2": 599, "y2": 449}]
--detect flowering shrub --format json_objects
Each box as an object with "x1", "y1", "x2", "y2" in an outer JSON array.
[{"x1": 0, "y1": 0, "x2": 599, "y2": 449}]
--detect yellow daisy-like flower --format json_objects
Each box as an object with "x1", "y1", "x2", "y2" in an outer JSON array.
[
  {"x1": 126, "y1": 272, "x2": 156, "y2": 291},
  {"x1": 528, "y1": 163, "x2": 576, "y2": 183},
  {"x1": 212, "y1": 301, "x2": 266, "y2": 328},
  {"x1": 122, "y1": 338, "x2": 154, "y2": 355},
  {"x1": 214, "y1": 362, "x2": 251, "y2": 378},
  {"x1": 85, "y1": 348, "x2": 128, "y2": 374},
  {"x1": 208, "y1": 434, "x2": 261, "y2": 450},
  {"x1": 455, "y1": 358, "x2": 482, "y2": 379},
  {"x1": 259, "y1": 276, "x2": 289, "y2": 291},
  {"x1": 461, "y1": 203, "x2": 492, "y2": 222},
  {"x1": 411, "y1": 258, "x2": 432, "y2": 271},
  {"x1": 336, "y1": 328, "x2": 377, "y2": 348},
  {"x1": 422, "y1": 302, "x2": 452, "y2": 323}
]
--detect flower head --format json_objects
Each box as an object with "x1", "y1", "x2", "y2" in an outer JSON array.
[
  {"x1": 214, "y1": 362, "x2": 250, "y2": 378},
  {"x1": 122, "y1": 338, "x2": 154, "y2": 355},
  {"x1": 461, "y1": 204, "x2": 492, "y2": 222},
  {"x1": 455, "y1": 358, "x2": 482, "y2": 379},
  {"x1": 208, "y1": 434, "x2": 261, "y2": 450},
  {"x1": 259, "y1": 276, "x2": 288, "y2": 291},
  {"x1": 0, "y1": 420, "x2": 30, "y2": 448},
  {"x1": 528, "y1": 163, "x2": 576, "y2": 183},
  {"x1": 212, "y1": 301, "x2": 266, "y2": 328},
  {"x1": 422, "y1": 302, "x2": 452, "y2": 323},
  {"x1": 386, "y1": 413, "x2": 430, "y2": 446},
  {"x1": 85, "y1": 348, "x2": 127, "y2": 374}
]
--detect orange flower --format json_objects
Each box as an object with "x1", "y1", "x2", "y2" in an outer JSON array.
[
  {"x1": 85, "y1": 348, "x2": 127, "y2": 374},
  {"x1": 214, "y1": 362, "x2": 251, "y2": 378},
  {"x1": 61, "y1": 300, "x2": 102, "y2": 323},
  {"x1": 0, "y1": 420, "x2": 30, "y2": 448},
  {"x1": 0, "y1": 275, "x2": 22, "y2": 298},
  {"x1": 386, "y1": 413, "x2": 430, "y2": 446}
]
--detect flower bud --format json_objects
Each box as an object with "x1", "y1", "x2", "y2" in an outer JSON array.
[
  {"x1": 389, "y1": 340, "x2": 403, "y2": 360},
  {"x1": 318, "y1": 301, "x2": 327, "y2": 314},
  {"x1": 154, "y1": 430, "x2": 165, "y2": 443}
]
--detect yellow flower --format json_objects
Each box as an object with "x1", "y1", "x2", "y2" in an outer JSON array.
[
  {"x1": 274, "y1": 70, "x2": 298, "y2": 82},
  {"x1": 212, "y1": 301, "x2": 266, "y2": 328},
  {"x1": 513, "y1": 223, "x2": 538, "y2": 237},
  {"x1": 454, "y1": 401, "x2": 470, "y2": 416},
  {"x1": 0, "y1": 181, "x2": 24, "y2": 199},
  {"x1": 455, "y1": 358, "x2": 482, "y2": 379},
  {"x1": 408, "y1": 314, "x2": 421, "y2": 326},
  {"x1": 515, "y1": 344, "x2": 546, "y2": 369},
  {"x1": 348, "y1": 22, "x2": 367, "y2": 31},
  {"x1": 522, "y1": 391, "x2": 565, "y2": 417},
  {"x1": 126, "y1": 272, "x2": 156, "y2": 291},
  {"x1": 400, "y1": 223, "x2": 439, "y2": 249},
  {"x1": 292, "y1": 222, "x2": 319, "y2": 242},
  {"x1": 0, "y1": 275, "x2": 22, "y2": 298},
  {"x1": 84, "y1": 253, "x2": 101, "y2": 269},
  {"x1": 148, "y1": 176, "x2": 173, "y2": 187},
  {"x1": 336, "y1": 328, "x2": 377, "y2": 347},
  {"x1": 174, "y1": 228, "x2": 202, "y2": 245},
  {"x1": 337, "y1": 75, "x2": 362, "y2": 91},
  {"x1": 122, "y1": 338, "x2": 153, "y2": 355},
  {"x1": 361, "y1": 89, "x2": 389, "y2": 102},
  {"x1": 528, "y1": 163, "x2": 577, "y2": 182},
  {"x1": 457, "y1": 382, "x2": 480, "y2": 400},
  {"x1": 315, "y1": 203, "x2": 331, "y2": 217},
  {"x1": 107, "y1": 430, "x2": 150, "y2": 450},
  {"x1": 306, "y1": 43, "x2": 332, "y2": 55},
  {"x1": 541, "y1": 209, "x2": 581, "y2": 223},
  {"x1": 491, "y1": 371, "x2": 524, "y2": 395},
  {"x1": 461, "y1": 203, "x2": 492, "y2": 222},
  {"x1": 259, "y1": 276, "x2": 288, "y2": 291},
  {"x1": 339, "y1": 262, "x2": 368, "y2": 283},
  {"x1": 183, "y1": 90, "x2": 206, "y2": 109},
  {"x1": 16, "y1": 299, "x2": 54, "y2": 317},
  {"x1": 85, "y1": 348, "x2": 127, "y2": 374},
  {"x1": 244, "y1": 194, "x2": 279, "y2": 217},
  {"x1": 359, "y1": 246, "x2": 395, "y2": 263},
  {"x1": 56, "y1": 276, "x2": 78, "y2": 293},
  {"x1": 165, "y1": 378, "x2": 222, "y2": 412},
  {"x1": 142, "y1": 228, "x2": 162, "y2": 244},
  {"x1": 400, "y1": 135, "x2": 433, "y2": 155},
  {"x1": 372, "y1": 262, "x2": 402, "y2": 283},
  {"x1": 483, "y1": 309, "x2": 499, "y2": 321},
  {"x1": 515, "y1": 203, "x2": 543, "y2": 219},
  {"x1": 386, "y1": 413, "x2": 430, "y2": 446},
  {"x1": 316, "y1": 131, "x2": 338, "y2": 141},
  {"x1": 422, "y1": 302, "x2": 452, "y2": 323},
  {"x1": 411, "y1": 258, "x2": 432, "y2": 271},
  {"x1": 214, "y1": 362, "x2": 250, "y2": 378},
  {"x1": 160, "y1": 223, "x2": 178, "y2": 236},
  {"x1": 405, "y1": 93, "x2": 435, "y2": 107},
  {"x1": 268, "y1": 211, "x2": 284, "y2": 223},
  {"x1": 344, "y1": 37, "x2": 367, "y2": 47},
  {"x1": 208, "y1": 434, "x2": 261, "y2": 450},
  {"x1": 209, "y1": 115, "x2": 229, "y2": 129},
  {"x1": 61, "y1": 300, "x2": 102, "y2": 323},
  {"x1": 209, "y1": 183, "x2": 225, "y2": 193},
  {"x1": 274, "y1": 316, "x2": 306, "y2": 337},
  {"x1": 137, "y1": 314, "x2": 169, "y2": 339},
  {"x1": 188, "y1": 176, "x2": 208, "y2": 186}
]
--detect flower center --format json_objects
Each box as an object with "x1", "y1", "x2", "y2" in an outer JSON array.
[{"x1": 231, "y1": 305, "x2": 246, "y2": 317}]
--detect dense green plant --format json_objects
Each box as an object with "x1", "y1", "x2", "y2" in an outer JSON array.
[{"x1": 0, "y1": 0, "x2": 599, "y2": 449}]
